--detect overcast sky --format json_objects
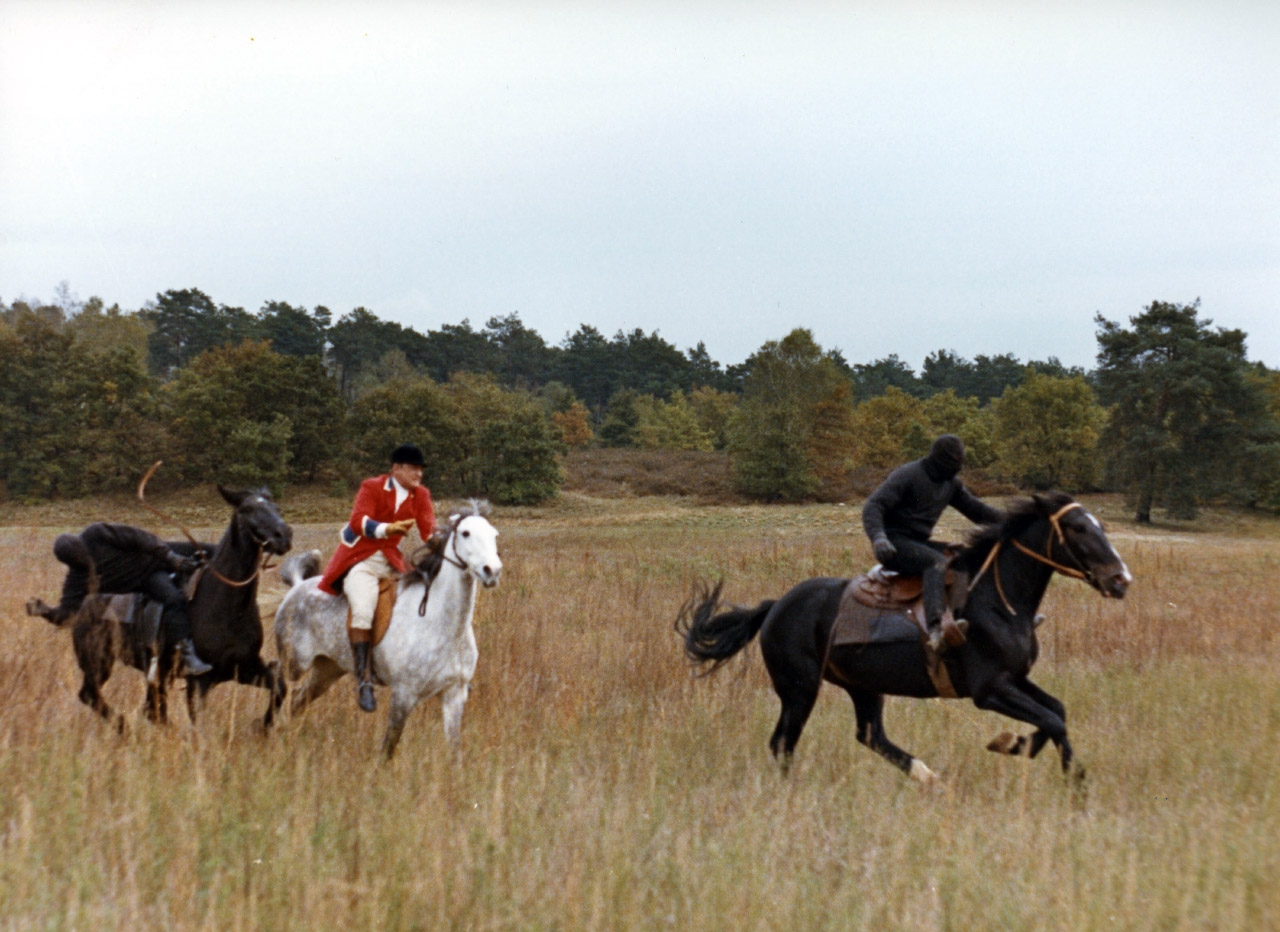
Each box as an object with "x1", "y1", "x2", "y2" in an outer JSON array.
[{"x1": 2, "y1": 1, "x2": 1277, "y2": 371}]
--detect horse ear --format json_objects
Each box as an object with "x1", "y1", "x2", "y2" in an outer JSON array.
[{"x1": 218, "y1": 485, "x2": 248, "y2": 507}]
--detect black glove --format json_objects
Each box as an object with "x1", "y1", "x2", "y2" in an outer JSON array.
[
  {"x1": 873, "y1": 536, "x2": 897, "y2": 564},
  {"x1": 167, "y1": 550, "x2": 200, "y2": 574}
]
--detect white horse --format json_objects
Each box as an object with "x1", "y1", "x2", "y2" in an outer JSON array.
[{"x1": 273, "y1": 503, "x2": 502, "y2": 757}]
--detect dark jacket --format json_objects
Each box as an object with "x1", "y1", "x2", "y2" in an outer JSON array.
[
  {"x1": 862, "y1": 458, "x2": 1002, "y2": 544},
  {"x1": 57, "y1": 523, "x2": 181, "y2": 594}
]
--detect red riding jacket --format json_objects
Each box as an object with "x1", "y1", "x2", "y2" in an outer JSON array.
[{"x1": 318, "y1": 474, "x2": 436, "y2": 595}]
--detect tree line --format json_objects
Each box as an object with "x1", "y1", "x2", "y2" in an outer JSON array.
[{"x1": 2, "y1": 288, "x2": 1277, "y2": 518}]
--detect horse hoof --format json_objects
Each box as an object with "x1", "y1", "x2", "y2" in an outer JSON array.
[
  {"x1": 987, "y1": 732, "x2": 1027, "y2": 755},
  {"x1": 358, "y1": 684, "x2": 377, "y2": 713},
  {"x1": 909, "y1": 759, "x2": 940, "y2": 785}
]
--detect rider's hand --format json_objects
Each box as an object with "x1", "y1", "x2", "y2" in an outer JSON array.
[
  {"x1": 167, "y1": 550, "x2": 200, "y2": 574},
  {"x1": 386, "y1": 519, "x2": 415, "y2": 536},
  {"x1": 873, "y1": 536, "x2": 897, "y2": 564}
]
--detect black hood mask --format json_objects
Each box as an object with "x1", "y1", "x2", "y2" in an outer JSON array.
[{"x1": 923, "y1": 434, "x2": 965, "y2": 481}]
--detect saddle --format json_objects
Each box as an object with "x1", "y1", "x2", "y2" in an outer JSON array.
[{"x1": 832, "y1": 559, "x2": 971, "y2": 699}]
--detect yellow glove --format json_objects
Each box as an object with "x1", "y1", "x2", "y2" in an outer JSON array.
[{"x1": 386, "y1": 518, "x2": 415, "y2": 536}]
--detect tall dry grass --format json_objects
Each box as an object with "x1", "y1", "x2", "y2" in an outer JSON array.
[{"x1": 1, "y1": 493, "x2": 1277, "y2": 931}]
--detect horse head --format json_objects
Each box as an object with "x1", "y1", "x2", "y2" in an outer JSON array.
[
  {"x1": 447, "y1": 504, "x2": 501, "y2": 589},
  {"x1": 218, "y1": 485, "x2": 293, "y2": 556},
  {"x1": 1026, "y1": 492, "x2": 1132, "y2": 599}
]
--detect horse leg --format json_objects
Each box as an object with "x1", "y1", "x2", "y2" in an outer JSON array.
[
  {"x1": 766, "y1": 681, "x2": 818, "y2": 774},
  {"x1": 185, "y1": 673, "x2": 214, "y2": 725},
  {"x1": 288, "y1": 657, "x2": 346, "y2": 718},
  {"x1": 382, "y1": 687, "x2": 423, "y2": 759},
  {"x1": 144, "y1": 677, "x2": 169, "y2": 725},
  {"x1": 229, "y1": 657, "x2": 286, "y2": 730},
  {"x1": 849, "y1": 689, "x2": 938, "y2": 785},
  {"x1": 440, "y1": 682, "x2": 469, "y2": 747},
  {"x1": 972, "y1": 676, "x2": 1074, "y2": 774},
  {"x1": 72, "y1": 622, "x2": 124, "y2": 732},
  {"x1": 987, "y1": 678, "x2": 1067, "y2": 760}
]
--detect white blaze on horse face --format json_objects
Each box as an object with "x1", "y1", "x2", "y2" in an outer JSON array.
[
  {"x1": 453, "y1": 516, "x2": 502, "y2": 588},
  {"x1": 1084, "y1": 508, "x2": 1133, "y2": 586}
]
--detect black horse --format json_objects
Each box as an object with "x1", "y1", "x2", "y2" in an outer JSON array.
[
  {"x1": 28, "y1": 486, "x2": 292, "y2": 729},
  {"x1": 678, "y1": 492, "x2": 1132, "y2": 783}
]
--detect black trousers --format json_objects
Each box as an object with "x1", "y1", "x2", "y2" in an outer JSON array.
[
  {"x1": 58, "y1": 568, "x2": 192, "y2": 643},
  {"x1": 882, "y1": 536, "x2": 949, "y2": 625}
]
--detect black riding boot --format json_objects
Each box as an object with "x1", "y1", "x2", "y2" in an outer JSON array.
[
  {"x1": 353, "y1": 641, "x2": 376, "y2": 713},
  {"x1": 922, "y1": 564, "x2": 966, "y2": 654},
  {"x1": 165, "y1": 609, "x2": 212, "y2": 675},
  {"x1": 176, "y1": 638, "x2": 213, "y2": 676}
]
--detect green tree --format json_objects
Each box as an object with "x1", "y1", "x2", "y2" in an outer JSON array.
[
  {"x1": 991, "y1": 371, "x2": 1106, "y2": 490},
  {"x1": 141, "y1": 288, "x2": 257, "y2": 374},
  {"x1": 1095, "y1": 300, "x2": 1275, "y2": 521},
  {"x1": 443, "y1": 373, "x2": 563, "y2": 504},
  {"x1": 920, "y1": 389, "x2": 996, "y2": 469},
  {"x1": 729, "y1": 329, "x2": 850, "y2": 501},
  {"x1": 345, "y1": 374, "x2": 465, "y2": 486},
  {"x1": 167, "y1": 341, "x2": 343, "y2": 487},
  {"x1": 688, "y1": 385, "x2": 738, "y2": 450},
  {"x1": 347, "y1": 372, "x2": 563, "y2": 504},
  {"x1": 325, "y1": 307, "x2": 404, "y2": 399},
  {"x1": 598, "y1": 388, "x2": 642, "y2": 447},
  {"x1": 483, "y1": 313, "x2": 556, "y2": 388},
  {"x1": 851, "y1": 354, "x2": 921, "y2": 400},
  {"x1": 0, "y1": 315, "x2": 161, "y2": 498},
  {"x1": 66, "y1": 296, "x2": 150, "y2": 359},
  {"x1": 257, "y1": 301, "x2": 330, "y2": 358},
  {"x1": 635, "y1": 390, "x2": 714, "y2": 451},
  {"x1": 847, "y1": 387, "x2": 928, "y2": 474}
]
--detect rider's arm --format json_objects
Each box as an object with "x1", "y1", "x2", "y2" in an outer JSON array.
[
  {"x1": 951, "y1": 482, "x2": 1004, "y2": 526},
  {"x1": 862, "y1": 467, "x2": 906, "y2": 544},
  {"x1": 347, "y1": 478, "x2": 393, "y2": 540}
]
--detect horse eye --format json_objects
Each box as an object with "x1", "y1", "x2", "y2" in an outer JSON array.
[{"x1": 461, "y1": 530, "x2": 470, "y2": 537}]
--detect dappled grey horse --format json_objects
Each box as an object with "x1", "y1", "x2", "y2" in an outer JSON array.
[{"x1": 274, "y1": 502, "x2": 502, "y2": 757}]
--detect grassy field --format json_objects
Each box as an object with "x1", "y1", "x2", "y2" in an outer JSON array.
[{"x1": 1, "y1": 487, "x2": 1277, "y2": 931}]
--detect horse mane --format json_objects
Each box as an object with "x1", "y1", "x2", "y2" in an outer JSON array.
[{"x1": 952, "y1": 490, "x2": 1077, "y2": 575}]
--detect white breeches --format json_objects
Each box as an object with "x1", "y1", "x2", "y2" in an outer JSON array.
[{"x1": 345, "y1": 551, "x2": 396, "y2": 630}]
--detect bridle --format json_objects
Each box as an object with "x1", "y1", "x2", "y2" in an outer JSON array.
[
  {"x1": 968, "y1": 502, "x2": 1098, "y2": 615},
  {"x1": 440, "y1": 524, "x2": 469, "y2": 572}
]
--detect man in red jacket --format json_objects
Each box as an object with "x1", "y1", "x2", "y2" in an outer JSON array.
[{"x1": 319, "y1": 443, "x2": 436, "y2": 712}]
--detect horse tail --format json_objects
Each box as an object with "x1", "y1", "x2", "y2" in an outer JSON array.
[
  {"x1": 278, "y1": 549, "x2": 322, "y2": 588},
  {"x1": 676, "y1": 579, "x2": 776, "y2": 674}
]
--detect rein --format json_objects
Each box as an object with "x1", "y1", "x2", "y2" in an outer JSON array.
[
  {"x1": 967, "y1": 503, "x2": 1092, "y2": 615},
  {"x1": 207, "y1": 548, "x2": 277, "y2": 588},
  {"x1": 415, "y1": 526, "x2": 468, "y2": 617}
]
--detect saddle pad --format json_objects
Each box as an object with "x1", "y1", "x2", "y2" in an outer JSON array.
[
  {"x1": 105, "y1": 595, "x2": 165, "y2": 647},
  {"x1": 347, "y1": 577, "x2": 399, "y2": 648},
  {"x1": 831, "y1": 580, "x2": 921, "y2": 647}
]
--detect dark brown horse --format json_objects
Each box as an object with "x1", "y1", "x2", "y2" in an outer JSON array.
[
  {"x1": 27, "y1": 486, "x2": 292, "y2": 730},
  {"x1": 678, "y1": 492, "x2": 1132, "y2": 784}
]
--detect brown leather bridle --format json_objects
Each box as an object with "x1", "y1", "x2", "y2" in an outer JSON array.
[{"x1": 968, "y1": 502, "x2": 1095, "y2": 615}]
